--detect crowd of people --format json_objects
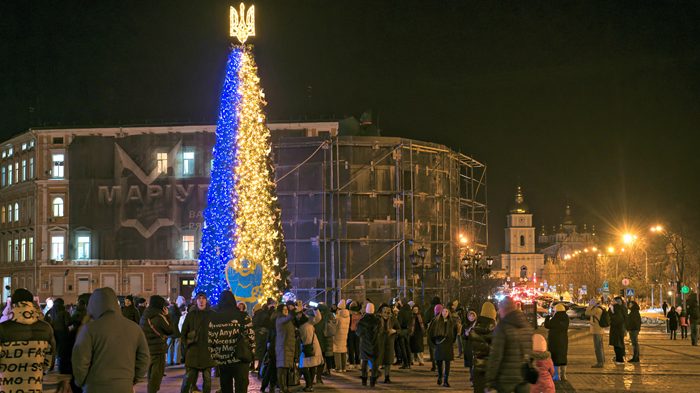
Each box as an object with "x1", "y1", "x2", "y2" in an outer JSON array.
[{"x1": 2, "y1": 285, "x2": 691, "y2": 393}]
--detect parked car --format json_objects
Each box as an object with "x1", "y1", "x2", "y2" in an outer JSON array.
[{"x1": 566, "y1": 305, "x2": 589, "y2": 320}]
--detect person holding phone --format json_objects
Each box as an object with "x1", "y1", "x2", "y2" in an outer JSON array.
[{"x1": 140, "y1": 295, "x2": 174, "y2": 393}]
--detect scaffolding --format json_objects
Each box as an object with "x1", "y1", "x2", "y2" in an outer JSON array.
[{"x1": 272, "y1": 135, "x2": 487, "y2": 306}]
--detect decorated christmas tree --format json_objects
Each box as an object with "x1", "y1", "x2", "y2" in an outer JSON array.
[{"x1": 196, "y1": 4, "x2": 290, "y2": 305}]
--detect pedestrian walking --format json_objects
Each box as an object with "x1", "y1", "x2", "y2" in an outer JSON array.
[
  {"x1": 168, "y1": 296, "x2": 185, "y2": 366},
  {"x1": 585, "y1": 298, "x2": 607, "y2": 367},
  {"x1": 610, "y1": 296, "x2": 628, "y2": 363},
  {"x1": 298, "y1": 309, "x2": 323, "y2": 392},
  {"x1": 122, "y1": 295, "x2": 141, "y2": 324},
  {"x1": 376, "y1": 303, "x2": 401, "y2": 383},
  {"x1": 313, "y1": 303, "x2": 333, "y2": 382},
  {"x1": 467, "y1": 302, "x2": 496, "y2": 392},
  {"x1": 396, "y1": 299, "x2": 413, "y2": 369},
  {"x1": 529, "y1": 334, "x2": 555, "y2": 393},
  {"x1": 680, "y1": 308, "x2": 689, "y2": 339},
  {"x1": 663, "y1": 301, "x2": 669, "y2": 333},
  {"x1": 688, "y1": 299, "x2": 700, "y2": 346},
  {"x1": 208, "y1": 290, "x2": 255, "y2": 393},
  {"x1": 485, "y1": 297, "x2": 534, "y2": 393},
  {"x1": 357, "y1": 302, "x2": 383, "y2": 387},
  {"x1": 543, "y1": 304, "x2": 569, "y2": 381},
  {"x1": 0, "y1": 289, "x2": 57, "y2": 393},
  {"x1": 463, "y1": 310, "x2": 477, "y2": 383},
  {"x1": 424, "y1": 296, "x2": 442, "y2": 371},
  {"x1": 260, "y1": 304, "x2": 282, "y2": 393},
  {"x1": 140, "y1": 295, "x2": 175, "y2": 393},
  {"x1": 276, "y1": 302, "x2": 300, "y2": 393},
  {"x1": 73, "y1": 287, "x2": 150, "y2": 393},
  {"x1": 180, "y1": 291, "x2": 217, "y2": 393},
  {"x1": 668, "y1": 306, "x2": 680, "y2": 340},
  {"x1": 253, "y1": 303, "x2": 269, "y2": 374},
  {"x1": 626, "y1": 301, "x2": 642, "y2": 362},
  {"x1": 332, "y1": 299, "x2": 350, "y2": 372},
  {"x1": 409, "y1": 305, "x2": 425, "y2": 366},
  {"x1": 48, "y1": 297, "x2": 72, "y2": 373},
  {"x1": 428, "y1": 305, "x2": 458, "y2": 387},
  {"x1": 347, "y1": 301, "x2": 362, "y2": 369}
]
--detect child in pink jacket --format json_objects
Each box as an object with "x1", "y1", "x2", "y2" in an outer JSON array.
[{"x1": 530, "y1": 334, "x2": 555, "y2": 393}]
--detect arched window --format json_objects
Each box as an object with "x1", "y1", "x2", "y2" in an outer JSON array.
[
  {"x1": 520, "y1": 265, "x2": 528, "y2": 278},
  {"x1": 13, "y1": 203, "x2": 18, "y2": 222},
  {"x1": 520, "y1": 235, "x2": 525, "y2": 247},
  {"x1": 7, "y1": 204, "x2": 11, "y2": 222},
  {"x1": 53, "y1": 198, "x2": 64, "y2": 217}
]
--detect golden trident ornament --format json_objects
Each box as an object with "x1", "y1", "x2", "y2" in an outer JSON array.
[{"x1": 230, "y1": 3, "x2": 255, "y2": 44}]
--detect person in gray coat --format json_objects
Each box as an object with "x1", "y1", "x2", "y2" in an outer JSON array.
[
  {"x1": 485, "y1": 297, "x2": 534, "y2": 393},
  {"x1": 276, "y1": 303, "x2": 300, "y2": 393},
  {"x1": 72, "y1": 287, "x2": 151, "y2": 393}
]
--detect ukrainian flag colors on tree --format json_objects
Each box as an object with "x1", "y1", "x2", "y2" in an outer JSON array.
[{"x1": 196, "y1": 4, "x2": 290, "y2": 305}]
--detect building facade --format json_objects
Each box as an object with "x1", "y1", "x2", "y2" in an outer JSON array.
[
  {"x1": 500, "y1": 187, "x2": 544, "y2": 282},
  {"x1": 537, "y1": 205, "x2": 597, "y2": 260}
]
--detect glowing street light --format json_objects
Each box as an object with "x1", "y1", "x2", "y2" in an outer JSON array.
[
  {"x1": 623, "y1": 234, "x2": 633, "y2": 243},
  {"x1": 608, "y1": 247, "x2": 614, "y2": 253},
  {"x1": 651, "y1": 226, "x2": 662, "y2": 232},
  {"x1": 460, "y1": 237, "x2": 467, "y2": 244}
]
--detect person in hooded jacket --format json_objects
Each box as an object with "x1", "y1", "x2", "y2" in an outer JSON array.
[
  {"x1": 667, "y1": 306, "x2": 680, "y2": 340},
  {"x1": 48, "y1": 297, "x2": 72, "y2": 372},
  {"x1": 424, "y1": 296, "x2": 441, "y2": 371},
  {"x1": 332, "y1": 299, "x2": 350, "y2": 372},
  {"x1": 208, "y1": 291, "x2": 255, "y2": 393},
  {"x1": 140, "y1": 295, "x2": 175, "y2": 393},
  {"x1": 529, "y1": 334, "x2": 555, "y2": 393},
  {"x1": 688, "y1": 299, "x2": 700, "y2": 346},
  {"x1": 679, "y1": 307, "x2": 689, "y2": 339},
  {"x1": 298, "y1": 309, "x2": 323, "y2": 392},
  {"x1": 168, "y1": 296, "x2": 185, "y2": 366},
  {"x1": 376, "y1": 303, "x2": 400, "y2": 384},
  {"x1": 625, "y1": 301, "x2": 642, "y2": 362},
  {"x1": 396, "y1": 298, "x2": 413, "y2": 369},
  {"x1": 609, "y1": 296, "x2": 628, "y2": 364},
  {"x1": 260, "y1": 304, "x2": 283, "y2": 393},
  {"x1": 428, "y1": 305, "x2": 458, "y2": 388},
  {"x1": 543, "y1": 304, "x2": 569, "y2": 381},
  {"x1": 346, "y1": 301, "x2": 362, "y2": 369},
  {"x1": 357, "y1": 302, "x2": 383, "y2": 387},
  {"x1": 252, "y1": 303, "x2": 269, "y2": 375},
  {"x1": 0, "y1": 289, "x2": 56, "y2": 393},
  {"x1": 313, "y1": 303, "x2": 333, "y2": 382},
  {"x1": 121, "y1": 295, "x2": 141, "y2": 324},
  {"x1": 72, "y1": 287, "x2": 150, "y2": 393},
  {"x1": 409, "y1": 305, "x2": 425, "y2": 366},
  {"x1": 276, "y1": 301, "x2": 301, "y2": 393},
  {"x1": 467, "y1": 302, "x2": 497, "y2": 393},
  {"x1": 180, "y1": 291, "x2": 218, "y2": 393},
  {"x1": 71, "y1": 297, "x2": 88, "y2": 330}
]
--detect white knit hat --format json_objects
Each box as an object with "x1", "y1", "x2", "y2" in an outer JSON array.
[
  {"x1": 366, "y1": 303, "x2": 375, "y2": 314},
  {"x1": 533, "y1": 334, "x2": 547, "y2": 352},
  {"x1": 338, "y1": 299, "x2": 346, "y2": 309}
]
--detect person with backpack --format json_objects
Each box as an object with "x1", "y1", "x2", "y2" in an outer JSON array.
[
  {"x1": 585, "y1": 297, "x2": 608, "y2": 368},
  {"x1": 688, "y1": 300, "x2": 700, "y2": 346},
  {"x1": 347, "y1": 301, "x2": 362, "y2": 369}
]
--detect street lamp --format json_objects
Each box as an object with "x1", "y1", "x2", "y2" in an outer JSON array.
[{"x1": 409, "y1": 253, "x2": 418, "y2": 302}]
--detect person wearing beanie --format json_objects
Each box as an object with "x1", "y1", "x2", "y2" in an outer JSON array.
[
  {"x1": 544, "y1": 304, "x2": 569, "y2": 380},
  {"x1": 121, "y1": 294, "x2": 141, "y2": 324},
  {"x1": 529, "y1": 334, "x2": 555, "y2": 393},
  {"x1": 346, "y1": 300, "x2": 362, "y2": 370},
  {"x1": 356, "y1": 302, "x2": 383, "y2": 387},
  {"x1": 609, "y1": 296, "x2": 628, "y2": 364},
  {"x1": 180, "y1": 290, "x2": 217, "y2": 393},
  {"x1": 585, "y1": 298, "x2": 606, "y2": 367},
  {"x1": 396, "y1": 298, "x2": 413, "y2": 370},
  {"x1": 47, "y1": 297, "x2": 72, "y2": 372},
  {"x1": 139, "y1": 295, "x2": 174, "y2": 393},
  {"x1": 467, "y1": 302, "x2": 496, "y2": 392},
  {"x1": 137, "y1": 298, "x2": 147, "y2": 318},
  {"x1": 424, "y1": 296, "x2": 442, "y2": 371},
  {"x1": 332, "y1": 299, "x2": 351, "y2": 372}
]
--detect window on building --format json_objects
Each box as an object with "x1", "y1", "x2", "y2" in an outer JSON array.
[
  {"x1": 183, "y1": 152, "x2": 195, "y2": 175},
  {"x1": 7, "y1": 165, "x2": 11, "y2": 185},
  {"x1": 51, "y1": 236, "x2": 64, "y2": 260},
  {"x1": 21, "y1": 143, "x2": 26, "y2": 151},
  {"x1": 29, "y1": 158, "x2": 34, "y2": 178},
  {"x1": 77, "y1": 236, "x2": 90, "y2": 259},
  {"x1": 28, "y1": 237, "x2": 33, "y2": 260},
  {"x1": 7, "y1": 148, "x2": 12, "y2": 156},
  {"x1": 13, "y1": 239, "x2": 18, "y2": 261},
  {"x1": 14, "y1": 163, "x2": 18, "y2": 182},
  {"x1": 52, "y1": 154, "x2": 65, "y2": 178},
  {"x1": 520, "y1": 235, "x2": 525, "y2": 247},
  {"x1": 53, "y1": 137, "x2": 64, "y2": 144},
  {"x1": 1, "y1": 167, "x2": 4, "y2": 187},
  {"x1": 6, "y1": 205, "x2": 11, "y2": 222},
  {"x1": 1, "y1": 151, "x2": 5, "y2": 159},
  {"x1": 28, "y1": 199, "x2": 33, "y2": 220},
  {"x1": 21, "y1": 160, "x2": 25, "y2": 181},
  {"x1": 53, "y1": 197, "x2": 64, "y2": 217},
  {"x1": 13, "y1": 203, "x2": 18, "y2": 222},
  {"x1": 6, "y1": 240, "x2": 11, "y2": 262},
  {"x1": 157, "y1": 152, "x2": 168, "y2": 174},
  {"x1": 20, "y1": 238, "x2": 25, "y2": 261},
  {"x1": 183, "y1": 235, "x2": 195, "y2": 259},
  {"x1": 30, "y1": 141, "x2": 34, "y2": 148}
]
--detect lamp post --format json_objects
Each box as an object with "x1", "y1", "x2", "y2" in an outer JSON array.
[
  {"x1": 418, "y1": 246, "x2": 428, "y2": 302},
  {"x1": 409, "y1": 253, "x2": 418, "y2": 302}
]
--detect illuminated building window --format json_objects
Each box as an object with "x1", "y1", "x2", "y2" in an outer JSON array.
[
  {"x1": 51, "y1": 236, "x2": 64, "y2": 260},
  {"x1": 14, "y1": 203, "x2": 18, "y2": 222},
  {"x1": 13, "y1": 239, "x2": 18, "y2": 261},
  {"x1": 183, "y1": 235, "x2": 195, "y2": 259},
  {"x1": 7, "y1": 148, "x2": 12, "y2": 156},
  {"x1": 7, "y1": 165, "x2": 11, "y2": 185},
  {"x1": 1, "y1": 152, "x2": 5, "y2": 159},
  {"x1": 21, "y1": 143, "x2": 26, "y2": 151},
  {"x1": 7, "y1": 204, "x2": 11, "y2": 222},
  {"x1": 14, "y1": 163, "x2": 18, "y2": 183},
  {"x1": 157, "y1": 152, "x2": 168, "y2": 174},
  {"x1": 1, "y1": 167, "x2": 4, "y2": 187},
  {"x1": 52, "y1": 154, "x2": 65, "y2": 178},
  {"x1": 53, "y1": 198, "x2": 64, "y2": 217},
  {"x1": 77, "y1": 236, "x2": 90, "y2": 259},
  {"x1": 30, "y1": 141, "x2": 34, "y2": 148},
  {"x1": 21, "y1": 160, "x2": 25, "y2": 182},
  {"x1": 29, "y1": 158, "x2": 34, "y2": 178},
  {"x1": 183, "y1": 152, "x2": 195, "y2": 175},
  {"x1": 28, "y1": 237, "x2": 33, "y2": 260},
  {"x1": 20, "y1": 238, "x2": 25, "y2": 261},
  {"x1": 6, "y1": 240, "x2": 10, "y2": 262}
]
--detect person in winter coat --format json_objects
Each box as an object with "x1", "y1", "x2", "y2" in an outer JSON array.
[
  {"x1": 311, "y1": 303, "x2": 333, "y2": 382},
  {"x1": 208, "y1": 291, "x2": 255, "y2": 393},
  {"x1": 543, "y1": 304, "x2": 569, "y2": 381},
  {"x1": 668, "y1": 306, "x2": 680, "y2": 340},
  {"x1": 276, "y1": 302, "x2": 300, "y2": 393},
  {"x1": 428, "y1": 305, "x2": 458, "y2": 387},
  {"x1": 0, "y1": 289, "x2": 56, "y2": 393},
  {"x1": 688, "y1": 299, "x2": 700, "y2": 346},
  {"x1": 376, "y1": 303, "x2": 401, "y2": 384},
  {"x1": 252, "y1": 303, "x2": 268, "y2": 374},
  {"x1": 168, "y1": 296, "x2": 184, "y2": 366},
  {"x1": 680, "y1": 308, "x2": 689, "y2": 340},
  {"x1": 409, "y1": 305, "x2": 425, "y2": 366},
  {"x1": 609, "y1": 296, "x2": 628, "y2": 363},
  {"x1": 180, "y1": 291, "x2": 218, "y2": 393},
  {"x1": 424, "y1": 296, "x2": 442, "y2": 371},
  {"x1": 333, "y1": 299, "x2": 351, "y2": 372},
  {"x1": 138, "y1": 297, "x2": 147, "y2": 317},
  {"x1": 122, "y1": 295, "x2": 141, "y2": 324},
  {"x1": 585, "y1": 298, "x2": 606, "y2": 367},
  {"x1": 298, "y1": 309, "x2": 323, "y2": 392},
  {"x1": 260, "y1": 305, "x2": 283, "y2": 393},
  {"x1": 140, "y1": 295, "x2": 175, "y2": 393},
  {"x1": 73, "y1": 287, "x2": 150, "y2": 393},
  {"x1": 529, "y1": 334, "x2": 555, "y2": 393},
  {"x1": 663, "y1": 301, "x2": 669, "y2": 332},
  {"x1": 347, "y1": 301, "x2": 362, "y2": 369},
  {"x1": 463, "y1": 310, "x2": 477, "y2": 383},
  {"x1": 71, "y1": 298, "x2": 88, "y2": 330},
  {"x1": 48, "y1": 297, "x2": 72, "y2": 372},
  {"x1": 467, "y1": 302, "x2": 497, "y2": 393},
  {"x1": 626, "y1": 301, "x2": 642, "y2": 362},
  {"x1": 357, "y1": 302, "x2": 383, "y2": 387},
  {"x1": 485, "y1": 297, "x2": 534, "y2": 393},
  {"x1": 396, "y1": 299, "x2": 413, "y2": 369}
]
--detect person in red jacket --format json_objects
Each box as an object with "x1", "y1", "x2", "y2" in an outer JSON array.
[{"x1": 529, "y1": 334, "x2": 555, "y2": 393}]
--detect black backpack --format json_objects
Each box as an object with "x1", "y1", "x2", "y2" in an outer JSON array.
[{"x1": 596, "y1": 306, "x2": 611, "y2": 328}]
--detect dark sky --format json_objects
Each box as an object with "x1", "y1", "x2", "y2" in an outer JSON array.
[{"x1": 2, "y1": 1, "x2": 699, "y2": 253}]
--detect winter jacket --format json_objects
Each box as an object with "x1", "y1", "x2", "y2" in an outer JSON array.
[
  {"x1": 357, "y1": 313, "x2": 383, "y2": 361},
  {"x1": 252, "y1": 308, "x2": 268, "y2": 362},
  {"x1": 140, "y1": 307, "x2": 175, "y2": 356},
  {"x1": 121, "y1": 304, "x2": 141, "y2": 324},
  {"x1": 71, "y1": 304, "x2": 88, "y2": 329},
  {"x1": 313, "y1": 304, "x2": 333, "y2": 357},
  {"x1": 585, "y1": 305, "x2": 605, "y2": 335},
  {"x1": 276, "y1": 311, "x2": 298, "y2": 368},
  {"x1": 181, "y1": 304, "x2": 217, "y2": 369},
  {"x1": 332, "y1": 308, "x2": 350, "y2": 353},
  {"x1": 423, "y1": 298, "x2": 441, "y2": 333},
  {"x1": 485, "y1": 310, "x2": 534, "y2": 392},
  {"x1": 72, "y1": 287, "x2": 150, "y2": 393},
  {"x1": 168, "y1": 303, "x2": 183, "y2": 338},
  {"x1": 299, "y1": 310, "x2": 324, "y2": 368},
  {"x1": 609, "y1": 304, "x2": 627, "y2": 348},
  {"x1": 49, "y1": 302, "x2": 72, "y2": 363},
  {"x1": 0, "y1": 301, "x2": 56, "y2": 393},
  {"x1": 378, "y1": 315, "x2": 401, "y2": 365},
  {"x1": 667, "y1": 309, "x2": 680, "y2": 330},
  {"x1": 397, "y1": 304, "x2": 412, "y2": 331},
  {"x1": 530, "y1": 352, "x2": 555, "y2": 393},
  {"x1": 467, "y1": 315, "x2": 496, "y2": 373},
  {"x1": 688, "y1": 303, "x2": 700, "y2": 324},
  {"x1": 543, "y1": 311, "x2": 569, "y2": 366},
  {"x1": 208, "y1": 301, "x2": 255, "y2": 365},
  {"x1": 680, "y1": 311, "x2": 689, "y2": 327},
  {"x1": 409, "y1": 313, "x2": 425, "y2": 353},
  {"x1": 626, "y1": 303, "x2": 642, "y2": 332},
  {"x1": 428, "y1": 315, "x2": 458, "y2": 361}
]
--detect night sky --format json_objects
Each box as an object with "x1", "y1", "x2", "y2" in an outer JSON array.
[{"x1": 2, "y1": 1, "x2": 699, "y2": 253}]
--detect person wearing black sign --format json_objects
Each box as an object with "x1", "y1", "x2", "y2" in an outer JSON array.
[{"x1": 140, "y1": 295, "x2": 175, "y2": 393}]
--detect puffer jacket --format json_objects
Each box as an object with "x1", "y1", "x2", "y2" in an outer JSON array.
[
  {"x1": 275, "y1": 310, "x2": 298, "y2": 368},
  {"x1": 121, "y1": 304, "x2": 141, "y2": 324},
  {"x1": 168, "y1": 303, "x2": 182, "y2": 338},
  {"x1": 467, "y1": 315, "x2": 496, "y2": 372},
  {"x1": 314, "y1": 304, "x2": 332, "y2": 356},
  {"x1": 332, "y1": 308, "x2": 350, "y2": 353},
  {"x1": 180, "y1": 304, "x2": 217, "y2": 369},
  {"x1": 688, "y1": 303, "x2": 700, "y2": 324},
  {"x1": 397, "y1": 304, "x2": 412, "y2": 329},
  {"x1": 140, "y1": 307, "x2": 174, "y2": 355},
  {"x1": 299, "y1": 310, "x2": 324, "y2": 368},
  {"x1": 485, "y1": 310, "x2": 533, "y2": 392},
  {"x1": 428, "y1": 314, "x2": 458, "y2": 361},
  {"x1": 626, "y1": 303, "x2": 642, "y2": 332},
  {"x1": 543, "y1": 311, "x2": 569, "y2": 366},
  {"x1": 356, "y1": 313, "x2": 383, "y2": 361},
  {"x1": 0, "y1": 301, "x2": 56, "y2": 393},
  {"x1": 530, "y1": 351, "x2": 555, "y2": 393}
]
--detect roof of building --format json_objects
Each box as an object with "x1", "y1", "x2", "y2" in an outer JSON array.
[{"x1": 510, "y1": 186, "x2": 529, "y2": 214}]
